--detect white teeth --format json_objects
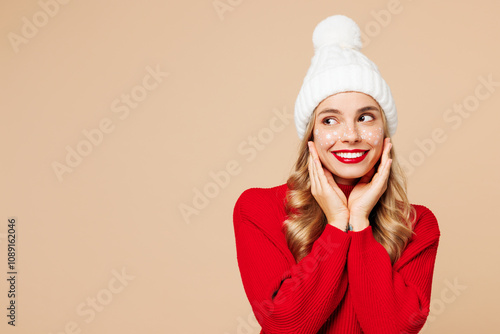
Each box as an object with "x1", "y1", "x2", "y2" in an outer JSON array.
[{"x1": 334, "y1": 151, "x2": 366, "y2": 158}]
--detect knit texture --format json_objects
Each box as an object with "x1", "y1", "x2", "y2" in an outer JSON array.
[
  {"x1": 294, "y1": 15, "x2": 398, "y2": 140},
  {"x1": 233, "y1": 182, "x2": 440, "y2": 334}
]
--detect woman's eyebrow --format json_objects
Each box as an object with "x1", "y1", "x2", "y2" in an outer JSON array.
[{"x1": 317, "y1": 105, "x2": 380, "y2": 116}]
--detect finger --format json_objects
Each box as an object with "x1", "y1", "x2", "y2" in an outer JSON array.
[
  {"x1": 309, "y1": 142, "x2": 342, "y2": 192},
  {"x1": 382, "y1": 158, "x2": 392, "y2": 183},
  {"x1": 308, "y1": 142, "x2": 323, "y2": 192},
  {"x1": 308, "y1": 144, "x2": 321, "y2": 192},
  {"x1": 307, "y1": 144, "x2": 313, "y2": 178},
  {"x1": 373, "y1": 157, "x2": 392, "y2": 190},
  {"x1": 380, "y1": 140, "x2": 392, "y2": 180},
  {"x1": 308, "y1": 141, "x2": 319, "y2": 161},
  {"x1": 314, "y1": 154, "x2": 331, "y2": 191},
  {"x1": 372, "y1": 138, "x2": 391, "y2": 182},
  {"x1": 373, "y1": 159, "x2": 391, "y2": 195},
  {"x1": 308, "y1": 152, "x2": 316, "y2": 192},
  {"x1": 310, "y1": 143, "x2": 333, "y2": 193},
  {"x1": 383, "y1": 138, "x2": 392, "y2": 166},
  {"x1": 379, "y1": 138, "x2": 389, "y2": 172}
]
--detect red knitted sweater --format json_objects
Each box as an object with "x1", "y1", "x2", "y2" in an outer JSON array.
[{"x1": 233, "y1": 182, "x2": 440, "y2": 334}]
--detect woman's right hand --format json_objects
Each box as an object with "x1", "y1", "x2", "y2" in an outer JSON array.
[{"x1": 307, "y1": 141, "x2": 350, "y2": 230}]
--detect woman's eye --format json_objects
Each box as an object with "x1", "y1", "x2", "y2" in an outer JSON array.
[
  {"x1": 323, "y1": 118, "x2": 337, "y2": 125},
  {"x1": 360, "y1": 114, "x2": 374, "y2": 122}
]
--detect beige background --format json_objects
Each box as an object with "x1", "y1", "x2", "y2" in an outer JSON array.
[{"x1": 1, "y1": 0, "x2": 499, "y2": 333}]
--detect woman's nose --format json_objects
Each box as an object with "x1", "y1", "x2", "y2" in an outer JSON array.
[{"x1": 341, "y1": 124, "x2": 362, "y2": 142}]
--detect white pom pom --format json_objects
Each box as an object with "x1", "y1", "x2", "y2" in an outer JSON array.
[{"x1": 312, "y1": 15, "x2": 362, "y2": 51}]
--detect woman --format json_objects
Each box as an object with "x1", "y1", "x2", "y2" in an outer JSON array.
[{"x1": 233, "y1": 15, "x2": 440, "y2": 334}]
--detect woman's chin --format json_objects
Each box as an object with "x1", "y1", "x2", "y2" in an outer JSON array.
[
  {"x1": 332, "y1": 168, "x2": 367, "y2": 180},
  {"x1": 332, "y1": 173, "x2": 362, "y2": 185}
]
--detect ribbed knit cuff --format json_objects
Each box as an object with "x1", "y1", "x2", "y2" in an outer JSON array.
[
  {"x1": 347, "y1": 226, "x2": 381, "y2": 255},
  {"x1": 319, "y1": 224, "x2": 351, "y2": 250},
  {"x1": 325, "y1": 223, "x2": 352, "y2": 240}
]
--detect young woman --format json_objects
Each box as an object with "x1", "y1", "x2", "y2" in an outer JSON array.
[{"x1": 233, "y1": 15, "x2": 440, "y2": 334}]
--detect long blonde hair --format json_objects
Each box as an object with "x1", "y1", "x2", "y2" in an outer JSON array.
[{"x1": 283, "y1": 103, "x2": 416, "y2": 265}]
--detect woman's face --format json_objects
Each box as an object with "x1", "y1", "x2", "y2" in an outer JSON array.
[{"x1": 312, "y1": 92, "x2": 386, "y2": 186}]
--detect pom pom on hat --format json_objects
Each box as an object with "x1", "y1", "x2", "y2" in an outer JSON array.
[
  {"x1": 294, "y1": 14, "x2": 398, "y2": 140},
  {"x1": 312, "y1": 15, "x2": 362, "y2": 51}
]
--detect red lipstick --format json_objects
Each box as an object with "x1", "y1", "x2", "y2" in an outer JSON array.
[{"x1": 331, "y1": 149, "x2": 369, "y2": 164}]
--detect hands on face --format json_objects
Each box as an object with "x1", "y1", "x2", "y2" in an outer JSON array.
[
  {"x1": 307, "y1": 141, "x2": 350, "y2": 230},
  {"x1": 347, "y1": 137, "x2": 392, "y2": 221},
  {"x1": 307, "y1": 138, "x2": 392, "y2": 231}
]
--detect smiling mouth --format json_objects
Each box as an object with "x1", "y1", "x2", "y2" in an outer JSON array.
[
  {"x1": 331, "y1": 150, "x2": 369, "y2": 164},
  {"x1": 333, "y1": 151, "x2": 369, "y2": 159}
]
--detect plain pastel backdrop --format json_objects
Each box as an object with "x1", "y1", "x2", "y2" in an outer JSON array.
[{"x1": 1, "y1": 0, "x2": 499, "y2": 333}]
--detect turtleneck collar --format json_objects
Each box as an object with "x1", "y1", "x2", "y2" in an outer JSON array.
[{"x1": 337, "y1": 182, "x2": 356, "y2": 199}]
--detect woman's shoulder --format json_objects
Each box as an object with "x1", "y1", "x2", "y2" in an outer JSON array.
[
  {"x1": 233, "y1": 183, "x2": 293, "y2": 261},
  {"x1": 233, "y1": 183, "x2": 288, "y2": 219},
  {"x1": 409, "y1": 203, "x2": 441, "y2": 242},
  {"x1": 235, "y1": 183, "x2": 288, "y2": 205}
]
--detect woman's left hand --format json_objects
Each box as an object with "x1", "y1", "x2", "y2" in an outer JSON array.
[{"x1": 348, "y1": 137, "x2": 393, "y2": 224}]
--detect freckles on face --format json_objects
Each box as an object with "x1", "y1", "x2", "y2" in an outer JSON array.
[
  {"x1": 360, "y1": 127, "x2": 384, "y2": 146},
  {"x1": 314, "y1": 126, "x2": 384, "y2": 148},
  {"x1": 314, "y1": 128, "x2": 338, "y2": 147}
]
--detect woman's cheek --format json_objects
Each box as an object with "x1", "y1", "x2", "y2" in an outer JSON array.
[
  {"x1": 314, "y1": 128, "x2": 342, "y2": 147},
  {"x1": 359, "y1": 127, "x2": 384, "y2": 146}
]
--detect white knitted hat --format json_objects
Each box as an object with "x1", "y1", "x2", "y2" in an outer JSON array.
[{"x1": 294, "y1": 15, "x2": 398, "y2": 140}]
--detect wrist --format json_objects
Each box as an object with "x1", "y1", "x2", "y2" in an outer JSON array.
[
  {"x1": 328, "y1": 217, "x2": 349, "y2": 232},
  {"x1": 348, "y1": 215, "x2": 370, "y2": 232}
]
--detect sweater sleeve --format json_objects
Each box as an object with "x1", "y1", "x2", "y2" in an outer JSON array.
[
  {"x1": 233, "y1": 188, "x2": 352, "y2": 334},
  {"x1": 346, "y1": 206, "x2": 441, "y2": 334}
]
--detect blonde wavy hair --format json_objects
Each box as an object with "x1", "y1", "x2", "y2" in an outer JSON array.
[{"x1": 283, "y1": 101, "x2": 417, "y2": 265}]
